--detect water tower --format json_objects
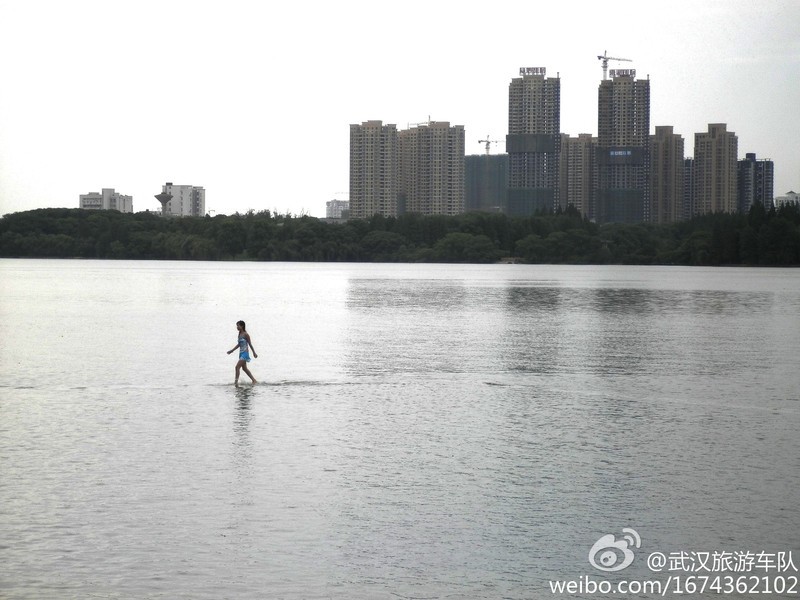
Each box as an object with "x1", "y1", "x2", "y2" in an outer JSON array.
[{"x1": 154, "y1": 191, "x2": 172, "y2": 216}]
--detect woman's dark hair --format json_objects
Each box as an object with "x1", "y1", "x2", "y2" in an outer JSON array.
[{"x1": 237, "y1": 320, "x2": 246, "y2": 329}]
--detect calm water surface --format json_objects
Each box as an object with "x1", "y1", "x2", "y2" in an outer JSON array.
[{"x1": 1, "y1": 260, "x2": 799, "y2": 599}]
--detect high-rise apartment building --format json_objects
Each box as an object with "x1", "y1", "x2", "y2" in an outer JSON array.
[
  {"x1": 649, "y1": 126, "x2": 685, "y2": 224},
  {"x1": 349, "y1": 120, "x2": 399, "y2": 219},
  {"x1": 79, "y1": 188, "x2": 133, "y2": 213},
  {"x1": 158, "y1": 183, "x2": 205, "y2": 217},
  {"x1": 737, "y1": 153, "x2": 774, "y2": 212},
  {"x1": 399, "y1": 121, "x2": 465, "y2": 216},
  {"x1": 693, "y1": 124, "x2": 738, "y2": 215},
  {"x1": 506, "y1": 67, "x2": 560, "y2": 216},
  {"x1": 559, "y1": 133, "x2": 595, "y2": 217},
  {"x1": 596, "y1": 69, "x2": 650, "y2": 223}
]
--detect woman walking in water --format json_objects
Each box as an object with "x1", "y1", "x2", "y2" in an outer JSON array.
[{"x1": 227, "y1": 320, "x2": 258, "y2": 384}]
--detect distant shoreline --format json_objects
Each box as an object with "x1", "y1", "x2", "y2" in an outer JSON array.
[
  {"x1": 1, "y1": 206, "x2": 799, "y2": 266},
  {"x1": 2, "y1": 257, "x2": 797, "y2": 269}
]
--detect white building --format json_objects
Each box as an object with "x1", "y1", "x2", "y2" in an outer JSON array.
[
  {"x1": 326, "y1": 199, "x2": 349, "y2": 219},
  {"x1": 79, "y1": 188, "x2": 133, "y2": 212},
  {"x1": 775, "y1": 191, "x2": 799, "y2": 208},
  {"x1": 158, "y1": 182, "x2": 205, "y2": 217}
]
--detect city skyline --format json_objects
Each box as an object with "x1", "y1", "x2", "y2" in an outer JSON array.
[{"x1": 0, "y1": 0, "x2": 798, "y2": 219}]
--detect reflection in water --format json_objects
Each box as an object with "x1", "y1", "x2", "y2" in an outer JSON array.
[
  {"x1": 232, "y1": 384, "x2": 254, "y2": 444},
  {"x1": 500, "y1": 286, "x2": 777, "y2": 377},
  {"x1": 346, "y1": 277, "x2": 783, "y2": 386},
  {"x1": 503, "y1": 287, "x2": 568, "y2": 374},
  {"x1": 505, "y1": 286, "x2": 565, "y2": 312},
  {"x1": 685, "y1": 288, "x2": 774, "y2": 315},
  {"x1": 345, "y1": 279, "x2": 478, "y2": 376},
  {"x1": 346, "y1": 279, "x2": 468, "y2": 311},
  {"x1": 501, "y1": 286, "x2": 660, "y2": 375},
  {"x1": 230, "y1": 385, "x2": 255, "y2": 487},
  {"x1": 583, "y1": 288, "x2": 654, "y2": 375},
  {"x1": 591, "y1": 287, "x2": 652, "y2": 313}
]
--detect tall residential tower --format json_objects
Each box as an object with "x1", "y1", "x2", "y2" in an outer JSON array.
[
  {"x1": 595, "y1": 69, "x2": 650, "y2": 223},
  {"x1": 693, "y1": 123, "x2": 738, "y2": 215},
  {"x1": 649, "y1": 126, "x2": 685, "y2": 224},
  {"x1": 399, "y1": 121, "x2": 465, "y2": 216},
  {"x1": 559, "y1": 133, "x2": 595, "y2": 217},
  {"x1": 349, "y1": 121, "x2": 399, "y2": 219},
  {"x1": 738, "y1": 153, "x2": 774, "y2": 212},
  {"x1": 506, "y1": 67, "x2": 560, "y2": 216}
]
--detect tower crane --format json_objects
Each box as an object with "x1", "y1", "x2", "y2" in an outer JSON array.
[
  {"x1": 478, "y1": 136, "x2": 503, "y2": 155},
  {"x1": 597, "y1": 50, "x2": 632, "y2": 80}
]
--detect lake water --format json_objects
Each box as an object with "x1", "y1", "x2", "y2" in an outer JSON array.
[{"x1": 1, "y1": 260, "x2": 799, "y2": 599}]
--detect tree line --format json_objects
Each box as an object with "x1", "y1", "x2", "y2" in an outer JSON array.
[{"x1": 1, "y1": 203, "x2": 799, "y2": 265}]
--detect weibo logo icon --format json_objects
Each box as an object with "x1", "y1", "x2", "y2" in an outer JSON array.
[{"x1": 588, "y1": 528, "x2": 641, "y2": 572}]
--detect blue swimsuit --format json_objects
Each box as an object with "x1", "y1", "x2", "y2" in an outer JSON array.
[{"x1": 238, "y1": 336, "x2": 251, "y2": 362}]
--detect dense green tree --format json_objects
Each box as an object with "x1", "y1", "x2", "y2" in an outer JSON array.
[
  {"x1": 710, "y1": 216, "x2": 741, "y2": 265},
  {"x1": 748, "y1": 202, "x2": 769, "y2": 230},
  {"x1": 360, "y1": 230, "x2": 411, "y2": 262},
  {"x1": 759, "y1": 219, "x2": 800, "y2": 265},
  {"x1": 215, "y1": 220, "x2": 247, "y2": 257},
  {"x1": 515, "y1": 233, "x2": 547, "y2": 263},
  {"x1": 431, "y1": 232, "x2": 502, "y2": 263},
  {"x1": 1, "y1": 207, "x2": 799, "y2": 265},
  {"x1": 738, "y1": 226, "x2": 759, "y2": 264},
  {"x1": 548, "y1": 229, "x2": 604, "y2": 263},
  {"x1": 601, "y1": 224, "x2": 661, "y2": 263}
]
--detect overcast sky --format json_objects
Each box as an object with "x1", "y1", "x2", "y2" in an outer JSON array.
[{"x1": 0, "y1": 0, "x2": 798, "y2": 218}]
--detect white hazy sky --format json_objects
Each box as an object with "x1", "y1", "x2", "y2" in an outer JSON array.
[{"x1": 0, "y1": 0, "x2": 798, "y2": 218}]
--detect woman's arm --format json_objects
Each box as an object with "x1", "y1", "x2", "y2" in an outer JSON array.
[{"x1": 246, "y1": 333, "x2": 258, "y2": 358}]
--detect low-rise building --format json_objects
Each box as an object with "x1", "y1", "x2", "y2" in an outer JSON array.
[
  {"x1": 775, "y1": 191, "x2": 799, "y2": 208},
  {"x1": 79, "y1": 188, "x2": 133, "y2": 212},
  {"x1": 326, "y1": 199, "x2": 349, "y2": 219}
]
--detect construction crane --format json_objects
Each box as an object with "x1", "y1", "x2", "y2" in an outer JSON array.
[
  {"x1": 478, "y1": 136, "x2": 503, "y2": 155},
  {"x1": 597, "y1": 50, "x2": 632, "y2": 80}
]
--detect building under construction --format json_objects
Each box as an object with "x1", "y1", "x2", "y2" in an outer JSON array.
[
  {"x1": 506, "y1": 67, "x2": 561, "y2": 216},
  {"x1": 465, "y1": 154, "x2": 507, "y2": 213},
  {"x1": 595, "y1": 69, "x2": 651, "y2": 223}
]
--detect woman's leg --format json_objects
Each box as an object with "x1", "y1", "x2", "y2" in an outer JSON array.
[{"x1": 241, "y1": 363, "x2": 257, "y2": 384}]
